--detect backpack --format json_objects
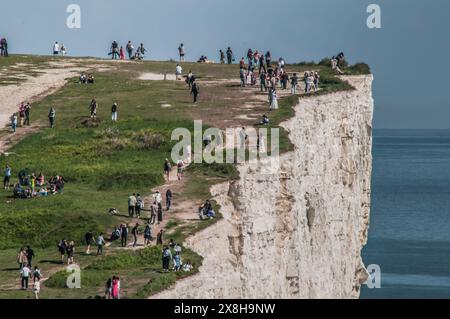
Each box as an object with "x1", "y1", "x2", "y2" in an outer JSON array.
[{"x1": 163, "y1": 249, "x2": 171, "y2": 258}]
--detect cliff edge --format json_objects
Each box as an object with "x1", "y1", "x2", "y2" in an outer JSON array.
[{"x1": 153, "y1": 74, "x2": 374, "y2": 299}]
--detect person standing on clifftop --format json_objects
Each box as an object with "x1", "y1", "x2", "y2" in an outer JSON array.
[
  {"x1": 190, "y1": 81, "x2": 199, "y2": 103},
  {"x1": 226, "y1": 47, "x2": 233, "y2": 64},
  {"x1": 4, "y1": 164, "x2": 11, "y2": 190},
  {"x1": 178, "y1": 43, "x2": 185, "y2": 62},
  {"x1": 111, "y1": 102, "x2": 118, "y2": 121},
  {"x1": 53, "y1": 42, "x2": 60, "y2": 56},
  {"x1": 126, "y1": 41, "x2": 134, "y2": 59},
  {"x1": 48, "y1": 107, "x2": 56, "y2": 128},
  {"x1": 0, "y1": 38, "x2": 8, "y2": 57}
]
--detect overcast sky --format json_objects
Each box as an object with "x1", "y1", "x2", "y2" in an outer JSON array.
[{"x1": 1, "y1": 0, "x2": 449, "y2": 129}]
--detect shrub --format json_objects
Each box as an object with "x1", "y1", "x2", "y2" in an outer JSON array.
[{"x1": 132, "y1": 130, "x2": 166, "y2": 150}]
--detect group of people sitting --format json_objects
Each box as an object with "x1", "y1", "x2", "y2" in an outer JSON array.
[
  {"x1": 198, "y1": 199, "x2": 216, "y2": 220},
  {"x1": 197, "y1": 55, "x2": 212, "y2": 63},
  {"x1": 79, "y1": 73, "x2": 95, "y2": 84},
  {"x1": 13, "y1": 171, "x2": 66, "y2": 199}
]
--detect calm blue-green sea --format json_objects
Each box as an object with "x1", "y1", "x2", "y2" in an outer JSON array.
[{"x1": 361, "y1": 129, "x2": 450, "y2": 299}]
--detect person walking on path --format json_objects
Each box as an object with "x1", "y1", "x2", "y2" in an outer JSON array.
[
  {"x1": 4, "y1": 164, "x2": 11, "y2": 190},
  {"x1": 20, "y1": 264, "x2": 31, "y2": 290},
  {"x1": 96, "y1": 233, "x2": 106, "y2": 256},
  {"x1": 17, "y1": 247, "x2": 28, "y2": 270},
  {"x1": 166, "y1": 189, "x2": 172, "y2": 211},
  {"x1": 144, "y1": 224, "x2": 152, "y2": 246},
  {"x1": 176, "y1": 159, "x2": 185, "y2": 181},
  {"x1": 24, "y1": 102, "x2": 31, "y2": 126},
  {"x1": 291, "y1": 73, "x2": 298, "y2": 95},
  {"x1": 126, "y1": 41, "x2": 134, "y2": 59},
  {"x1": 85, "y1": 231, "x2": 93, "y2": 254},
  {"x1": 10, "y1": 113, "x2": 17, "y2": 133},
  {"x1": 132, "y1": 223, "x2": 140, "y2": 247},
  {"x1": 111, "y1": 102, "x2": 118, "y2": 121},
  {"x1": 32, "y1": 267, "x2": 41, "y2": 299},
  {"x1": 48, "y1": 107, "x2": 56, "y2": 128},
  {"x1": 58, "y1": 239, "x2": 67, "y2": 264},
  {"x1": 112, "y1": 276, "x2": 120, "y2": 299},
  {"x1": 128, "y1": 193, "x2": 137, "y2": 217},
  {"x1": 26, "y1": 246, "x2": 35, "y2": 268},
  {"x1": 191, "y1": 81, "x2": 199, "y2": 103},
  {"x1": 0, "y1": 38, "x2": 8, "y2": 57},
  {"x1": 157, "y1": 203, "x2": 163, "y2": 225},
  {"x1": 163, "y1": 159, "x2": 171, "y2": 181},
  {"x1": 66, "y1": 241, "x2": 75, "y2": 265},
  {"x1": 219, "y1": 50, "x2": 225, "y2": 64},
  {"x1": 175, "y1": 64, "x2": 183, "y2": 80},
  {"x1": 121, "y1": 224, "x2": 129, "y2": 247},
  {"x1": 157, "y1": 229, "x2": 164, "y2": 245},
  {"x1": 89, "y1": 99, "x2": 98, "y2": 119},
  {"x1": 178, "y1": 43, "x2": 185, "y2": 62}
]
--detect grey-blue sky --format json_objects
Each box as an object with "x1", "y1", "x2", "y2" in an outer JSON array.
[{"x1": 1, "y1": 0, "x2": 449, "y2": 129}]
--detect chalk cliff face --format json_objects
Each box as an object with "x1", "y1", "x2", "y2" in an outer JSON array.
[{"x1": 154, "y1": 75, "x2": 374, "y2": 299}]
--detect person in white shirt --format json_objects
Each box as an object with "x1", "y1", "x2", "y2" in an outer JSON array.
[
  {"x1": 153, "y1": 191, "x2": 162, "y2": 205},
  {"x1": 20, "y1": 264, "x2": 31, "y2": 290},
  {"x1": 53, "y1": 42, "x2": 60, "y2": 56},
  {"x1": 175, "y1": 64, "x2": 183, "y2": 80}
]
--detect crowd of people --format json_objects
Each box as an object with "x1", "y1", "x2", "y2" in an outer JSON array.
[
  {"x1": 108, "y1": 41, "x2": 147, "y2": 60},
  {"x1": 8, "y1": 166, "x2": 66, "y2": 199},
  {"x1": 10, "y1": 102, "x2": 31, "y2": 133},
  {"x1": 16, "y1": 246, "x2": 41, "y2": 298}
]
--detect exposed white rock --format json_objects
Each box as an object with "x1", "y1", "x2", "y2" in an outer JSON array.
[{"x1": 153, "y1": 74, "x2": 374, "y2": 299}]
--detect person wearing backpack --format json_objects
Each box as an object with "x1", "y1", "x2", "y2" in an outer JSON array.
[
  {"x1": 166, "y1": 189, "x2": 173, "y2": 211},
  {"x1": 162, "y1": 246, "x2": 172, "y2": 272},
  {"x1": 20, "y1": 264, "x2": 31, "y2": 290},
  {"x1": 57, "y1": 239, "x2": 67, "y2": 264},
  {"x1": 136, "y1": 194, "x2": 143, "y2": 218},
  {"x1": 26, "y1": 246, "x2": 35, "y2": 268}
]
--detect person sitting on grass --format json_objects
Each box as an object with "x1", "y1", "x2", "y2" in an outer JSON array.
[
  {"x1": 79, "y1": 73, "x2": 87, "y2": 84},
  {"x1": 36, "y1": 173, "x2": 44, "y2": 187},
  {"x1": 87, "y1": 74, "x2": 95, "y2": 84},
  {"x1": 183, "y1": 261, "x2": 193, "y2": 272},
  {"x1": 110, "y1": 226, "x2": 121, "y2": 242},
  {"x1": 199, "y1": 200, "x2": 215, "y2": 219},
  {"x1": 260, "y1": 114, "x2": 269, "y2": 125}
]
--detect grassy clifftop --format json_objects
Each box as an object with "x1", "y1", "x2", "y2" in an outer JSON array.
[{"x1": 0, "y1": 55, "x2": 369, "y2": 299}]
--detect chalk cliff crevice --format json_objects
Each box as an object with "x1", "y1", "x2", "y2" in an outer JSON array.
[{"x1": 153, "y1": 74, "x2": 374, "y2": 299}]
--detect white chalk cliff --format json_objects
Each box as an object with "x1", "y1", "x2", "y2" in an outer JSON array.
[{"x1": 154, "y1": 75, "x2": 374, "y2": 299}]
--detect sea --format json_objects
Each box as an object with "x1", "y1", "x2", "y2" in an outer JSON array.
[{"x1": 361, "y1": 129, "x2": 450, "y2": 299}]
